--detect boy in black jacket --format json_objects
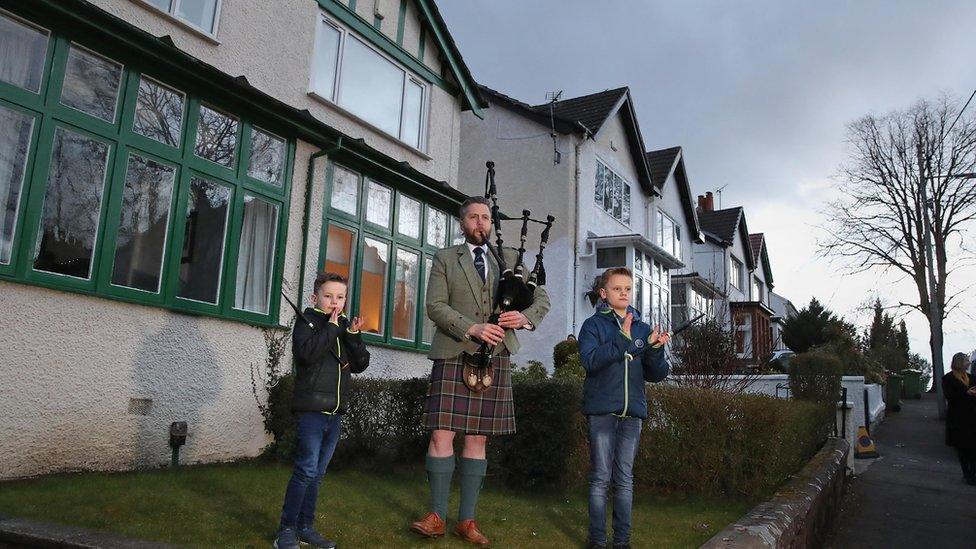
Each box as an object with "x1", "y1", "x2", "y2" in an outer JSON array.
[{"x1": 274, "y1": 272, "x2": 369, "y2": 549}]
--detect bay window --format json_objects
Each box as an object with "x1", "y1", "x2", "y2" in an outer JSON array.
[
  {"x1": 322, "y1": 162, "x2": 464, "y2": 350},
  {"x1": 0, "y1": 12, "x2": 293, "y2": 325}
]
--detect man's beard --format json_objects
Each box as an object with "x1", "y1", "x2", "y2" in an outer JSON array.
[{"x1": 464, "y1": 229, "x2": 490, "y2": 245}]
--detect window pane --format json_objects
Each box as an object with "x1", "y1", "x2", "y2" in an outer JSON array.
[
  {"x1": 634, "y1": 279, "x2": 643, "y2": 320},
  {"x1": 602, "y1": 166, "x2": 612, "y2": 213},
  {"x1": 133, "y1": 76, "x2": 184, "y2": 147},
  {"x1": 0, "y1": 13, "x2": 48, "y2": 93},
  {"x1": 177, "y1": 177, "x2": 230, "y2": 304},
  {"x1": 612, "y1": 174, "x2": 622, "y2": 220},
  {"x1": 0, "y1": 106, "x2": 34, "y2": 264},
  {"x1": 596, "y1": 246, "x2": 625, "y2": 268},
  {"x1": 642, "y1": 278, "x2": 651, "y2": 324},
  {"x1": 622, "y1": 183, "x2": 630, "y2": 224},
  {"x1": 176, "y1": 0, "x2": 219, "y2": 33},
  {"x1": 247, "y1": 127, "x2": 285, "y2": 185},
  {"x1": 60, "y1": 46, "x2": 122, "y2": 123},
  {"x1": 145, "y1": 0, "x2": 172, "y2": 10},
  {"x1": 451, "y1": 218, "x2": 465, "y2": 246},
  {"x1": 360, "y1": 237, "x2": 389, "y2": 335},
  {"x1": 426, "y1": 208, "x2": 448, "y2": 248},
  {"x1": 392, "y1": 248, "x2": 419, "y2": 340},
  {"x1": 338, "y1": 37, "x2": 404, "y2": 136},
  {"x1": 594, "y1": 162, "x2": 605, "y2": 206},
  {"x1": 111, "y1": 154, "x2": 175, "y2": 293},
  {"x1": 194, "y1": 104, "x2": 238, "y2": 167},
  {"x1": 398, "y1": 195, "x2": 421, "y2": 239},
  {"x1": 312, "y1": 20, "x2": 341, "y2": 100},
  {"x1": 330, "y1": 164, "x2": 359, "y2": 215},
  {"x1": 325, "y1": 224, "x2": 354, "y2": 283},
  {"x1": 235, "y1": 196, "x2": 279, "y2": 314},
  {"x1": 402, "y1": 79, "x2": 423, "y2": 148},
  {"x1": 33, "y1": 127, "x2": 110, "y2": 279},
  {"x1": 422, "y1": 256, "x2": 434, "y2": 344},
  {"x1": 366, "y1": 180, "x2": 391, "y2": 228},
  {"x1": 633, "y1": 249, "x2": 643, "y2": 272}
]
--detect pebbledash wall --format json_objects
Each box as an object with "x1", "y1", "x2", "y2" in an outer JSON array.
[{"x1": 0, "y1": 0, "x2": 482, "y2": 479}]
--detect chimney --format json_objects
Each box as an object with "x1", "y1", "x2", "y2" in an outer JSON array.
[
  {"x1": 704, "y1": 191, "x2": 714, "y2": 212},
  {"x1": 697, "y1": 194, "x2": 706, "y2": 212}
]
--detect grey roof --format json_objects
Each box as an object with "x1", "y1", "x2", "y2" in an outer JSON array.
[
  {"x1": 645, "y1": 146, "x2": 703, "y2": 244},
  {"x1": 478, "y1": 85, "x2": 655, "y2": 195},
  {"x1": 646, "y1": 147, "x2": 681, "y2": 187},
  {"x1": 698, "y1": 207, "x2": 757, "y2": 270},
  {"x1": 749, "y1": 233, "x2": 764, "y2": 263},
  {"x1": 535, "y1": 87, "x2": 629, "y2": 135},
  {"x1": 699, "y1": 207, "x2": 743, "y2": 244}
]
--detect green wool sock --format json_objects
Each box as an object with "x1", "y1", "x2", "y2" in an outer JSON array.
[
  {"x1": 425, "y1": 454, "x2": 455, "y2": 519},
  {"x1": 458, "y1": 457, "x2": 488, "y2": 521}
]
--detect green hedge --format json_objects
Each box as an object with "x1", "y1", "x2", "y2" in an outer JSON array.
[{"x1": 263, "y1": 376, "x2": 830, "y2": 496}]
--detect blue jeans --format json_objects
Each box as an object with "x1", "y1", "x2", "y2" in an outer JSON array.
[
  {"x1": 587, "y1": 414, "x2": 642, "y2": 545},
  {"x1": 279, "y1": 412, "x2": 342, "y2": 530}
]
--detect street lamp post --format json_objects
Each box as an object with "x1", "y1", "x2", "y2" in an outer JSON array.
[{"x1": 917, "y1": 140, "x2": 976, "y2": 420}]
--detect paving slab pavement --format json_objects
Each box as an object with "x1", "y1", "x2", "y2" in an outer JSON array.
[{"x1": 826, "y1": 392, "x2": 976, "y2": 548}]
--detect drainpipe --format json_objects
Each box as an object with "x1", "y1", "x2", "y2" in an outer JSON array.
[
  {"x1": 571, "y1": 135, "x2": 583, "y2": 334},
  {"x1": 298, "y1": 137, "x2": 344, "y2": 307}
]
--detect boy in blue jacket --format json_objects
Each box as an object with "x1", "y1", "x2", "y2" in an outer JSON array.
[{"x1": 577, "y1": 267, "x2": 670, "y2": 549}]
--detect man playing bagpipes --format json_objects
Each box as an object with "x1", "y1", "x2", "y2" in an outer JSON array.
[{"x1": 410, "y1": 167, "x2": 552, "y2": 546}]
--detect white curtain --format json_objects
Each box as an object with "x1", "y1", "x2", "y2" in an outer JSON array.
[
  {"x1": 0, "y1": 17, "x2": 41, "y2": 264},
  {"x1": 235, "y1": 197, "x2": 278, "y2": 313}
]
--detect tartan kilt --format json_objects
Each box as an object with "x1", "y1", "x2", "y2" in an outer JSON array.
[{"x1": 424, "y1": 353, "x2": 515, "y2": 435}]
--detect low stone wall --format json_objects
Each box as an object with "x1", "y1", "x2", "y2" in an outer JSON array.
[{"x1": 701, "y1": 437, "x2": 850, "y2": 549}]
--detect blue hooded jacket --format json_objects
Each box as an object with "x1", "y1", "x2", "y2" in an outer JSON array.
[{"x1": 577, "y1": 303, "x2": 670, "y2": 419}]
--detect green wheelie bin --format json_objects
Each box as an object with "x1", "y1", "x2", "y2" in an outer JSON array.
[
  {"x1": 886, "y1": 373, "x2": 903, "y2": 412},
  {"x1": 901, "y1": 369, "x2": 922, "y2": 399}
]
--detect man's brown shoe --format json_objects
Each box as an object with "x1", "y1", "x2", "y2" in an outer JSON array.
[
  {"x1": 453, "y1": 519, "x2": 490, "y2": 547},
  {"x1": 409, "y1": 512, "x2": 445, "y2": 538}
]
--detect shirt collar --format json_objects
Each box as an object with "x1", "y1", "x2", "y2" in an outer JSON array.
[{"x1": 467, "y1": 241, "x2": 487, "y2": 256}]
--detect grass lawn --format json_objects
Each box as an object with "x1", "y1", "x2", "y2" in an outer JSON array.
[{"x1": 0, "y1": 461, "x2": 751, "y2": 548}]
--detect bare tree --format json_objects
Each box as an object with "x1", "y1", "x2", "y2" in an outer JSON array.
[{"x1": 821, "y1": 94, "x2": 976, "y2": 418}]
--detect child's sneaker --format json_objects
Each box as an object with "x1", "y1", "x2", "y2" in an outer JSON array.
[
  {"x1": 297, "y1": 527, "x2": 337, "y2": 549},
  {"x1": 273, "y1": 528, "x2": 299, "y2": 549}
]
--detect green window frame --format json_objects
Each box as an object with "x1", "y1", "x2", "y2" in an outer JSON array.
[
  {"x1": 319, "y1": 160, "x2": 462, "y2": 352},
  {"x1": 0, "y1": 13, "x2": 294, "y2": 327}
]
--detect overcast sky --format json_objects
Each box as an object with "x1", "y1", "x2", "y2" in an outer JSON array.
[{"x1": 438, "y1": 0, "x2": 976, "y2": 369}]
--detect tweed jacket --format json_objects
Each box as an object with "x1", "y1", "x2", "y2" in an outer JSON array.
[{"x1": 425, "y1": 243, "x2": 550, "y2": 360}]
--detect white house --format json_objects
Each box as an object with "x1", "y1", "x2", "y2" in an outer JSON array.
[
  {"x1": 769, "y1": 290, "x2": 798, "y2": 351},
  {"x1": 0, "y1": 0, "x2": 485, "y2": 478},
  {"x1": 458, "y1": 86, "x2": 702, "y2": 367},
  {"x1": 691, "y1": 196, "x2": 778, "y2": 367}
]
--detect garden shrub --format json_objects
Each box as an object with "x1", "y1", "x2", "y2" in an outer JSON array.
[
  {"x1": 552, "y1": 352, "x2": 585, "y2": 383},
  {"x1": 789, "y1": 350, "x2": 843, "y2": 403},
  {"x1": 553, "y1": 338, "x2": 579, "y2": 369},
  {"x1": 261, "y1": 377, "x2": 831, "y2": 496}
]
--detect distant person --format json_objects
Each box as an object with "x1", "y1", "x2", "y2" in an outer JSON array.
[{"x1": 943, "y1": 352, "x2": 976, "y2": 486}]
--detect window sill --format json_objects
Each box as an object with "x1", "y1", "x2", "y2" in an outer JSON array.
[
  {"x1": 130, "y1": 1, "x2": 221, "y2": 45},
  {"x1": 307, "y1": 91, "x2": 432, "y2": 161}
]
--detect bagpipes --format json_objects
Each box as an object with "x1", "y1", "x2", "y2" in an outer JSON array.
[{"x1": 461, "y1": 161, "x2": 555, "y2": 392}]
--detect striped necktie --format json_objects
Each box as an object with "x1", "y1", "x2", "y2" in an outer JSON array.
[{"x1": 473, "y1": 247, "x2": 486, "y2": 283}]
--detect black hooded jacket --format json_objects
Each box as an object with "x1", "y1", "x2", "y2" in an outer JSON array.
[{"x1": 291, "y1": 308, "x2": 370, "y2": 414}]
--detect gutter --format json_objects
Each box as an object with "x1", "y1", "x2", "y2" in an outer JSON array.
[{"x1": 298, "y1": 138, "x2": 344, "y2": 305}]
